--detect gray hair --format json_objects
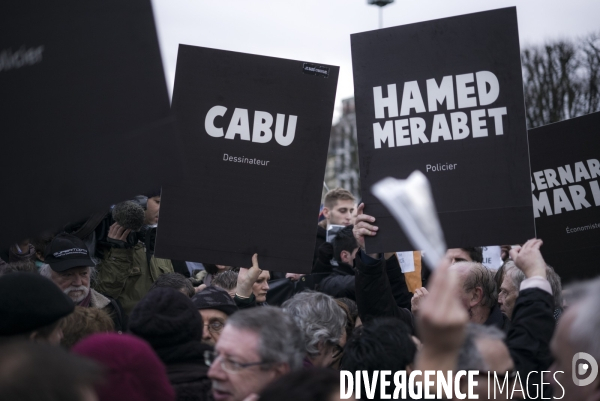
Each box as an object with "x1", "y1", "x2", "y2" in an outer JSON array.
[
  {"x1": 212, "y1": 270, "x2": 238, "y2": 291},
  {"x1": 503, "y1": 261, "x2": 526, "y2": 290},
  {"x1": 545, "y1": 265, "x2": 563, "y2": 309},
  {"x1": 504, "y1": 262, "x2": 563, "y2": 309},
  {"x1": 281, "y1": 291, "x2": 346, "y2": 357},
  {"x1": 462, "y1": 262, "x2": 498, "y2": 309},
  {"x1": 39, "y1": 263, "x2": 97, "y2": 282},
  {"x1": 569, "y1": 277, "x2": 600, "y2": 361},
  {"x1": 457, "y1": 323, "x2": 506, "y2": 371},
  {"x1": 227, "y1": 306, "x2": 304, "y2": 371}
]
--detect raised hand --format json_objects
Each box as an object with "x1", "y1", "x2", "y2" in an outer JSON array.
[{"x1": 509, "y1": 239, "x2": 547, "y2": 279}]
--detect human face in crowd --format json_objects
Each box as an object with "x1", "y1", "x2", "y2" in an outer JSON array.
[
  {"x1": 448, "y1": 263, "x2": 475, "y2": 310},
  {"x1": 317, "y1": 330, "x2": 347, "y2": 369},
  {"x1": 50, "y1": 266, "x2": 91, "y2": 303},
  {"x1": 550, "y1": 307, "x2": 599, "y2": 400},
  {"x1": 144, "y1": 196, "x2": 161, "y2": 225},
  {"x1": 445, "y1": 248, "x2": 473, "y2": 264},
  {"x1": 340, "y1": 247, "x2": 359, "y2": 265},
  {"x1": 498, "y1": 273, "x2": 519, "y2": 319},
  {"x1": 253, "y1": 270, "x2": 270, "y2": 303},
  {"x1": 200, "y1": 309, "x2": 228, "y2": 346},
  {"x1": 324, "y1": 200, "x2": 355, "y2": 226},
  {"x1": 209, "y1": 325, "x2": 282, "y2": 401}
]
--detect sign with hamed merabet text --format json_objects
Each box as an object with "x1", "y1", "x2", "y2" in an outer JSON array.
[
  {"x1": 529, "y1": 112, "x2": 600, "y2": 281},
  {"x1": 155, "y1": 45, "x2": 339, "y2": 273},
  {"x1": 351, "y1": 7, "x2": 535, "y2": 253}
]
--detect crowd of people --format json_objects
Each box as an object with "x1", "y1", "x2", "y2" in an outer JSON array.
[{"x1": 0, "y1": 188, "x2": 599, "y2": 401}]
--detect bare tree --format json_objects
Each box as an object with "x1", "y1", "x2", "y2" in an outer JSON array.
[{"x1": 522, "y1": 32, "x2": 600, "y2": 128}]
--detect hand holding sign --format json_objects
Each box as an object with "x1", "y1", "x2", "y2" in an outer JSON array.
[
  {"x1": 352, "y1": 203, "x2": 378, "y2": 252},
  {"x1": 236, "y1": 254, "x2": 262, "y2": 298}
]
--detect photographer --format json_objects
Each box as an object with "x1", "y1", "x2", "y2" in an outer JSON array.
[{"x1": 93, "y1": 192, "x2": 174, "y2": 317}]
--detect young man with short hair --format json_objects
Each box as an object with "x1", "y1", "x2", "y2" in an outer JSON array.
[{"x1": 314, "y1": 188, "x2": 355, "y2": 266}]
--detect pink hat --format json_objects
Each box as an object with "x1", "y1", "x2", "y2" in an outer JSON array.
[{"x1": 72, "y1": 333, "x2": 175, "y2": 401}]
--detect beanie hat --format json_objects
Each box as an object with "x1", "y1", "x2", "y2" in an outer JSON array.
[
  {"x1": 72, "y1": 333, "x2": 175, "y2": 401},
  {"x1": 0, "y1": 272, "x2": 74, "y2": 336},
  {"x1": 192, "y1": 286, "x2": 238, "y2": 316},
  {"x1": 129, "y1": 288, "x2": 204, "y2": 350},
  {"x1": 44, "y1": 233, "x2": 95, "y2": 272}
]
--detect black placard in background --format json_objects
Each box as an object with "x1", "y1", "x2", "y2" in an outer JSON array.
[
  {"x1": 529, "y1": 112, "x2": 600, "y2": 282},
  {"x1": 155, "y1": 45, "x2": 338, "y2": 273},
  {"x1": 0, "y1": 0, "x2": 181, "y2": 248},
  {"x1": 351, "y1": 7, "x2": 535, "y2": 253}
]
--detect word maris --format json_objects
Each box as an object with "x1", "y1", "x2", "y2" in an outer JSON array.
[
  {"x1": 205, "y1": 106, "x2": 297, "y2": 146},
  {"x1": 532, "y1": 159, "x2": 600, "y2": 218},
  {"x1": 372, "y1": 71, "x2": 508, "y2": 149}
]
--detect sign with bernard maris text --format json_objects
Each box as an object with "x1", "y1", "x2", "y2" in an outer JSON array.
[
  {"x1": 351, "y1": 7, "x2": 534, "y2": 253},
  {"x1": 529, "y1": 112, "x2": 600, "y2": 281},
  {"x1": 156, "y1": 45, "x2": 339, "y2": 273}
]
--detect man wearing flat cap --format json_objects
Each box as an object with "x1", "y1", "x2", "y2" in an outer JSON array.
[
  {"x1": 40, "y1": 233, "x2": 124, "y2": 331},
  {"x1": 192, "y1": 286, "x2": 238, "y2": 346},
  {"x1": 0, "y1": 272, "x2": 74, "y2": 344}
]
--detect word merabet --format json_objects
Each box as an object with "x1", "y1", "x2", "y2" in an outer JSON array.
[
  {"x1": 205, "y1": 106, "x2": 297, "y2": 146},
  {"x1": 372, "y1": 71, "x2": 508, "y2": 149}
]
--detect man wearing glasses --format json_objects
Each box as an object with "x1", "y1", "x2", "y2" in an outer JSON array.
[
  {"x1": 206, "y1": 306, "x2": 304, "y2": 401},
  {"x1": 192, "y1": 286, "x2": 238, "y2": 346}
]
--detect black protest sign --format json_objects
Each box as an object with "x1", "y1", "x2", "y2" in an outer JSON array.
[
  {"x1": 155, "y1": 45, "x2": 338, "y2": 273},
  {"x1": 0, "y1": 0, "x2": 181, "y2": 249},
  {"x1": 351, "y1": 7, "x2": 534, "y2": 253},
  {"x1": 529, "y1": 112, "x2": 600, "y2": 281}
]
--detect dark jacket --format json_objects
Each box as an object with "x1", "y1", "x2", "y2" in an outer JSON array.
[
  {"x1": 484, "y1": 303, "x2": 511, "y2": 333},
  {"x1": 354, "y1": 251, "x2": 415, "y2": 333},
  {"x1": 129, "y1": 288, "x2": 213, "y2": 401},
  {"x1": 88, "y1": 288, "x2": 125, "y2": 332},
  {"x1": 158, "y1": 342, "x2": 214, "y2": 401},
  {"x1": 319, "y1": 262, "x2": 356, "y2": 300},
  {"x1": 313, "y1": 225, "x2": 327, "y2": 266},
  {"x1": 506, "y1": 288, "x2": 555, "y2": 383}
]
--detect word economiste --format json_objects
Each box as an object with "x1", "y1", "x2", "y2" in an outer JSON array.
[{"x1": 371, "y1": 71, "x2": 508, "y2": 149}]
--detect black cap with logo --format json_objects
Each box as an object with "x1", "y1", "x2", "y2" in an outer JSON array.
[{"x1": 44, "y1": 233, "x2": 95, "y2": 272}]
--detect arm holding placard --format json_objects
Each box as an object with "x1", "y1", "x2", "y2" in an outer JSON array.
[{"x1": 353, "y1": 204, "x2": 415, "y2": 332}]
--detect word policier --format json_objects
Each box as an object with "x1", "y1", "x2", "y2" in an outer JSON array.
[{"x1": 371, "y1": 71, "x2": 508, "y2": 149}]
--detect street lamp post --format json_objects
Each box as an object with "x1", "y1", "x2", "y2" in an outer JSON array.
[{"x1": 367, "y1": 0, "x2": 395, "y2": 29}]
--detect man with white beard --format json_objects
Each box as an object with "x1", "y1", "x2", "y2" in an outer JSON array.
[{"x1": 40, "y1": 233, "x2": 124, "y2": 331}]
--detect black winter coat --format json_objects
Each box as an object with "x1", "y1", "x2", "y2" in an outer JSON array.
[
  {"x1": 155, "y1": 342, "x2": 214, "y2": 401},
  {"x1": 354, "y1": 251, "x2": 415, "y2": 333},
  {"x1": 506, "y1": 287, "x2": 555, "y2": 397},
  {"x1": 319, "y1": 262, "x2": 356, "y2": 300}
]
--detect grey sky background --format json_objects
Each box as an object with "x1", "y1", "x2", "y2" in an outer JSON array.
[{"x1": 151, "y1": 0, "x2": 600, "y2": 122}]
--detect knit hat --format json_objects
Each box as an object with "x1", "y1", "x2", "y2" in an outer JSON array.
[
  {"x1": 192, "y1": 286, "x2": 238, "y2": 316},
  {"x1": 44, "y1": 233, "x2": 95, "y2": 272},
  {"x1": 72, "y1": 333, "x2": 175, "y2": 401},
  {"x1": 0, "y1": 272, "x2": 74, "y2": 336},
  {"x1": 129, "y1": 287, "x2": 204, "y2": 349}
]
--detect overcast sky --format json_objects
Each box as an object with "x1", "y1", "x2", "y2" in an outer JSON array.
[{"x1": 151, "y1": 0, "x2": 600, "y2": 122}]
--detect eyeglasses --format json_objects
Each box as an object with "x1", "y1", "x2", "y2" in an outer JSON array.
[
  {"x1": 204, "y1": 320, "x2": 225, "y2": 334},
  {"x1": 204, "y1": 350, "x2": 272, "y2": 373}
]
